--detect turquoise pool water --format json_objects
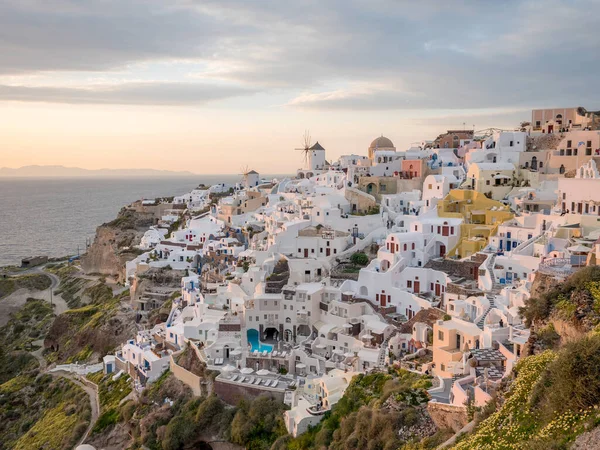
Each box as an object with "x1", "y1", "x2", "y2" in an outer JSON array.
[{"x1": 247, "y1": 329, "x2": 273, "y2": 353}]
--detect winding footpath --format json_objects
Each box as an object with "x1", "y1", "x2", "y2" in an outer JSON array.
[{"x1": 20, "y1": 266, "x2": 101, "y2": 447}]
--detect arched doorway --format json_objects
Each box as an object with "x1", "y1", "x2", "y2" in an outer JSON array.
[
  {"x1": 366, "y1": 183, "x2": 376, "y2": 194},
  {"x1": 284, "y1": 329, "x2": 293, "y2": 342},
  {"x1": 359, "y1": 286, "x2": 369, "y2": 297},
  {"x1": 264, "y1": 327, "x2": 279, "y2": 342},
  {"x1": 531, "y1": 156, "x2": 538, "y2": 171}
]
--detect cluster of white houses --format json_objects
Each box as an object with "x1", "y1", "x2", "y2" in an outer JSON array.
[{"x1": 104, "y1": 106, "x2": 600, "y2": 436}]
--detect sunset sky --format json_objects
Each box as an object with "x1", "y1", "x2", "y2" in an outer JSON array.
[{"x1": 1, "y1": 0, "x2": 599, "y2": 174}]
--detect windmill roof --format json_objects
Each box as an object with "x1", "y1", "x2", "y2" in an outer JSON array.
[
  {"x1": 247, "y1": 170, "x2": 259, "y2": 174},
  {"x1": 310, "y1": 141, "x2": 325, "y2": 150}
]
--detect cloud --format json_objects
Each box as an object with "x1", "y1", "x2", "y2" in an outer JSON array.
[
  {"x1": 0, "y1": 82, "x2": 255, "y2": 105},
  {"x1": 0, "y1": 0, "x2": 599, "y2": 109}
]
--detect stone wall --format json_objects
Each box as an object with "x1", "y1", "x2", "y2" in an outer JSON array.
[
  {"x1": 427, "y1": 402, "x2": 469, "y2": 433},
  {"x1": 425, "y1": 258, "x2": 480, "y2": 280},
  {"x1": 170, "y1": 354, "x2": 204, "y2": 396},
  {"x1": 213, "y1": 379, "x2": 285, "y2": 406}
]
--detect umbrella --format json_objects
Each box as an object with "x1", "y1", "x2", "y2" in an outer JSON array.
[
  {"x1": 230, "y1": 349, "x2": 242, "y2": 356},
  {"x1": 333, "y1": 349, "x2": 344, "y2": 355},
  {"x1": 344, "y1": 352, "x2": 355, "y2": 357},
  {"x1": 342, "y1": 323, "x2": 353, "y2": 329},
  {"x1": 315, "y1": 344, "x2": 326, "y2": 349},
  {"x1": 256, "y1": 369, "x2": 270, "y2": 376},
  {"x1": 568, "y1": 244, "x2": 591, "y2": 253},
  {"x1": 222, "y1": 365, "x2": 236, "y2": 372},
  {"x1": 361, "y1": 334, "x2": 373, "y2": 340},
  {"x1": 295, "y1": 363, "x2": 306, "y2": 369},
  {"x1": 240, "y1": 367, "x2": 254, "y2": 374}
]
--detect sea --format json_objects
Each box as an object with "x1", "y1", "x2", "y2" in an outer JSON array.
[{"x1": 0, "y1": 175, "x2": 269, "y2": 267}]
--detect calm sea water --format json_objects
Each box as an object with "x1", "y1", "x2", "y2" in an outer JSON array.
[{"x1": 0, "y1": 176, "x2": 248, "y2": 267}]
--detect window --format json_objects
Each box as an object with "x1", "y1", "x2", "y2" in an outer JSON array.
[
  {"x1": 407, "y1": 280, "x2": 412, "y2": 288},
  {"x1": 249, "y1": 316, "x2": 252, "y2": 321},
  {"x1": 486, "y1": 180, "x2": 490, "y2": 185},
  {"x1": 535, "y1": 120, "x2": 541, "y2": 127},
  {"x1": 510, "y1": 140, "x2": 514, "y2": 147},
  {"x1": 567, "y1": 140, "x2": 572, "y2": 148},
  {"x1": 438, "y1": 331, "x2": 444, "y2": 341}
]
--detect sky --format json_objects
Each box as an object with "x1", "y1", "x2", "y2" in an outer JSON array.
[{"x1": 1, "y1": 0, "x2": 599, "y2": 174}]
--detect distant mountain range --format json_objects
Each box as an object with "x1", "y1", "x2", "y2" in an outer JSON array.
[{"x1": 0, "y1": 165, "x2": 198, "y2": 178}]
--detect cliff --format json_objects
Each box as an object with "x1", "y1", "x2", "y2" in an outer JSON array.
[{"x1": 81, "y1": 201, "x2": 175, "y2": 281}]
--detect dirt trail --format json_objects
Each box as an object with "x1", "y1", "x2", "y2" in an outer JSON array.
[
  {"x1": 50, "y1": 370, "x2": 100, "y2": 447},
  {"x1": 0, "y1": 267, "x2": 69, "y2": 326}
]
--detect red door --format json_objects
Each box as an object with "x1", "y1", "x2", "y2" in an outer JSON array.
[
  {"x1": 413, "y1": 281, "x2": 420, "y2": 294},
  {"x1": 435, "y1": 283, "x2": 441, "y2": 296},
  {"x1": 326, "y1": 248, "x2": 331, "y2": 256},
  {"x1": 381, "y1": 294, "x2": 387, "y2": 307},
  {"x1": 547, "y1": 125, "x2": 553, "y2": 133},
  {"x1": 439, "y1": 245, "x2": 446, "y2": 257},
  {"x1": 304, "y1": 249, "x2": 309, "y2": 258}
]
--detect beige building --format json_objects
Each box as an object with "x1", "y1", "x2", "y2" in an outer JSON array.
[
  {"x1": 356, "y1": 176, "x2": 398, "y2": 200},
  {"x1": 432, "y1": 318, "x2": 482, "y2": 378},
  {"x1": 466, "y1": 162, "x2": 515, "y2": 201},
  {"x1": 218, "y1": 190, "x2": 267, "y2": 224},
  {"x1": 531, "y1": 107, "x2": 599, "y2": 133}
]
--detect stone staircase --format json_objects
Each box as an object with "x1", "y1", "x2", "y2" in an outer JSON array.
[
  {"x1": 377, "y1": 329, "x2": 398, "y2": 367},
  {"x1": 476, "y1": 294, "x2": 496, "y2": 329}
]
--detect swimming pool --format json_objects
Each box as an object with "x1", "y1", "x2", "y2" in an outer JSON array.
[{"x1": 247, "y1": 329, "x2": 274, "y2": 353}]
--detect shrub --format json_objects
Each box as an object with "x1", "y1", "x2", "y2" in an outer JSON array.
[{"x1": 350, "y1": 252, "x2": 369, "y2": 266}]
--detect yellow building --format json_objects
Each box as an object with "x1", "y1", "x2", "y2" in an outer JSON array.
[{"x1": 439, "y1": 189, "x2": 514, "y2": 258}]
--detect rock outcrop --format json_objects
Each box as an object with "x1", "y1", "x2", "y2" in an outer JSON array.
[{"x1": 81, "y1": 201, "x2": 175, "y2": 281}]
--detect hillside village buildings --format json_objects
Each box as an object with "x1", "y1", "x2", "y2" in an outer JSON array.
[{"x1": 104, "y1": 106, "x2": 600, "y2": 436}]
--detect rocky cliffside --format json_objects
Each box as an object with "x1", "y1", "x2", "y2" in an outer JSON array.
[{"x1": 81, "y1": 202, "x2": 175, "y2": 281}]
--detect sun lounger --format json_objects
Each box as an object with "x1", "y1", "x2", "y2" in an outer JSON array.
[
  {"x1": 253, "y1": 350, "x2": 259, "y2": 356},
  {"x1": 239, "y1": 376, "x2": 246, "y2": 383},
  {"x1": 253, "y1": 378, "x2": 260, "y2": 385},
  {"x1": 271, "y1": 380, "x2": 279, "y2": 388},
  {"x1": 248, "y1": 376, "x2": 255, "y2": 384},
  {"x1": 261, "y1": 350, "x2": 267, "y2": 357},
  {"x1": 272, "y1": 351, "x2": 278, "y2": 357},
  {"x1": 230, "y1": 375, "x2": 238, "y2": 382}
]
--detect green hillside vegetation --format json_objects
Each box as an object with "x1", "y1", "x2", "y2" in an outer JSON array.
[
  {"x1": 45, "y1": 284, "x2": 133, "y2": 364},
  {"x1": 0, "y1": 369, "x2": 90, "y2": 450},
  {"x1": 92, "y1": 369, "x2": 288, "y2": 450},
  {"x1": 521, "y1": 266, "x2": 600, "y2": 329},
  {"x1": 0, "y1": 273, "x2": 51, "y2": 299},
  {"x1": 0, "y1": 298, "x2": 54, "y2": 384},
  {"x1": 285, "y1": 368, "x2": 445, "y2": 450},
  {"x1": 87, "y1": 371, "x2": 133, "y2": 433}
]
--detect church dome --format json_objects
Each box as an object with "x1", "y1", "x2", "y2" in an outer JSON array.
[{"x1": 369, "y1": 136, "x2": 395, "y2": 150}]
